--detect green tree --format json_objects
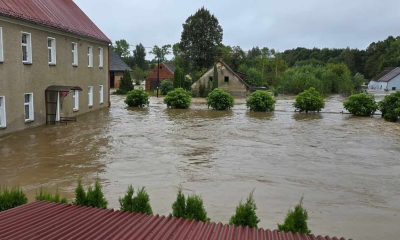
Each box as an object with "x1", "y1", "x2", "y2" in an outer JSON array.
[
  {"x1": 164, "y1": 88, "x2": 192, "y2": 109},
  {"x1": 116, "y1": 70, "x2": 134, "y2": 94},
  {"x1": 246, "y1": 91, "x2": 276, "y2": 112},
  {"x1": 206, "y1": 88, "x2": 234, "y2": 110},
  {"x1": 119, "y1": 185, "x2": 152, "y2": 215},
  {"x1": 132, "y1": 66, "x2": 144, "y2": 85},
  {"x1": 35, "y1": 187, "x2": 68, "y2": 204},
  {"x1": 173, "y1": 67, "x2": 184, "y2": 89},
  {"x1": 278, "y1": 197, "x2": 311, "y2": 235},
  {"x1": 378, "y1": 91, "x2": 400, "y2": 122},
  {"x1": 180, "y1": 7, "x2": 223, "y2": 71},
  {"x1": 72, "y1": 180, "x2": 108, "y2": 209},
  {"x1": 170, "y1": 187, "x2": 209, "y2": 222},
  {"x1": 246, "y1": 68, "x2": 263, "y2": 87},
  {"x1": 0, "y1": 187, "x2": 28, "y2": 212},
  {"x1": 150, "y1": 45, "x2": 171, "y2": 62},
  {"x1": 160, "y1": 79, "x2": 174, "y2": 95},
  {"x1": 294, "y1": 87, "x2": 325, "y2": 113},
  {"x1": 133, "y1": 43, "x2": 147, "y2": 70},
  {"x1": 73, "y1": 180, "x2": 87, "y2": 206},
  {"x1": 171, "y1": 188, "x2": 186, "y2": 218},
  {"x1": 343, "y1": 93, "x2": 378, "y2": 116},
  {"x1": 111, "y1": 39, "x2": 130, "y2": 57},
  {"x1": 125, "y1": 90, "x2": 149, "y2": 107},
  {"x1": 213, "y1": 63, "x2": 218, "y2": 89},
  {"x1": 229, "y1": 190, "x2": 260, "y2": 228}
]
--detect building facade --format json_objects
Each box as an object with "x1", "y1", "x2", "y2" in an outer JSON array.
[
  {"x1": 145, "y1": 63, "x2": 176, "y2": 90},
  {"x1": 368, "y1": 67, "x2": 400, "y2": 91},
  {"x1": 0, "y1": 1, "x2": 111, "y2": 136}
]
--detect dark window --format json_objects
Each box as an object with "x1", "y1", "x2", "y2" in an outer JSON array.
[
  {"x1": 224, "y1": 76, "x2": 229, "y2": 82},
  {"x1": 160, "y1": 66, "x2": 163, "y2": 69},
  {"x1": 209, "y1": 76, "x2": 213, "y2": 82},
  {"x1": 393, "y1": 87, "x2": 397, "y2": 90}
]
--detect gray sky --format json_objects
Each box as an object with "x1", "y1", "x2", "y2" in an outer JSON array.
[{"x1": 75, "y1": 0, "x2": 400, "y2": 60}]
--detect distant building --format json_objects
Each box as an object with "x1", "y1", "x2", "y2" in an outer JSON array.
[
  {"x1": 191, "y1": 59, "x2": 250, "y2": 97},
  {"x1": 368, "y1": 67, "x2": 400, "y2": 91},
  {"x1": 145, "y1": 62, "x2": 176, "y2": 90},
  {"x1": 110, "y1": 51, "x2": 132, "y2": 89}
]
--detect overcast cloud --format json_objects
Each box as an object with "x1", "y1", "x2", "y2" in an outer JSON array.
[{"x1": 75, "y1": 0, "x2": 400, "y2": 60}]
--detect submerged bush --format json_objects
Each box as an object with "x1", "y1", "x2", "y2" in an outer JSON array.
[
  {"x1": 171, "y1": 187, "x2": 209, "y2": 222},
  {"x1": 293, "y1": 87, "x2": 325, "y2": 113},
  {"x1": 160, "y1": 79, "x2": 174, "y2": 95},
  {"x1": 72, "y1": 179, "x2": 108, "y2": 209},
  {"x1": 35, "y1": 187, "x2": 67, "y2": 204},
  {"x1": 246, "y1": 91, "x2": 276, "y2": 112},
  {"x1": 278, "y1": 197, "x2": 311, "y2": 235},
  {"x1": 119, "y1": 185, "x2": 153, "y2": 215},
  {"x1": 206, "y1": 88, "x2": 234, "y2": 110},
  {"x1": 378, "y1": 91, "x2": 400, "y2": 122},
  {"x1": 229, "y1": 190, "x2": 260, "y2": 228},
  {"x1": 164, "y1": 88, "x2": 192, "y2": 109},
  {"x1": 0, "y1": 187, "x2": 28, "y2": 212},
  {"x1": 125, "y1": 90, "x2": 149, "y2": 107},
  {"x1": 343, "y1": 93, "x2": 378, "y2": 116}
]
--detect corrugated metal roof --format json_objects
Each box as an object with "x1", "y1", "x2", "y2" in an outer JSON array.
[
  {"x1": 0, "y1": 0, "x2": 110, "y2": 43},
  {"x1": 377, "y1": 67, "x2": 400, "y2": 82},
  {"x1": 0, "y1": 201, "x2": 351, "y2": 240},
  {"x1": 110, "y1": 51, "x2": 132, "y2": 72},
  {"x1": 371, "y1": 67, "x2": 396, "y2": 81}
]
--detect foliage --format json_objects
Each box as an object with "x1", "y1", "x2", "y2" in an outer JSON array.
[
  {"x1": 180, "y1": 7, "x2": 223, "y2": 71},
  {"x1": 132, "y1": 66, "x2": 144, "y2": 85},
  {"x1": 245, "y1": 68, "x2": 263, "y2": 87},
  {"x1": 133, "y1": 43, "x2": 147, "y2": 70},
  {"x1": 111, "y1": 39, "x2": 130, "y2": 57},
  {"x1": 173, "y1": 66, "x2": 185, "y2": 89},
  {"x1": 116, "y1": 70, "x2": 134, "y2": 94},
  {"x1": 164, "y1": 88, "x2": 192, "y2": 109},
  {"x1": 183, "y1": 75, "x2": 192, "y2": 91},
  {"x1": 35, "y1": 187, "x2": 68, "y2": 204},
  {"x1": 378, "y1": 91, "x2": 400, "y2": 122},
  {"x1": 206, "y1": 88, "x2": 234, "y2": 110},
  {"x1": 246, "y1": 91, "x2": 276, "y2": 112},
  {"x1": 0, "y1": 187, "x2": 28, "y2": 212},
  {"x1": 278, "y1": 197, "x2": 311, "y2": 235},
  {"x1": 229, "y1": 190, "x2": 260, "y2": 228},
  {"x1": 125, "y1": 90, "x2": 149, "y2": 107},
  {"x1": 343, "y1": 93, "x2": 378, "y2": 116},
  {"x1": 72, "y1": 180, "x2": 108, "y2": 209},
  {"x1": 294, "y1": 87, "x2": 325, "y2": 113},
  {"x1": 171, "y1": 188, "x2": 186, "y2": 218},
  {"x1": 171, "y1": 187, "x2": 209, "y2": 222},
  {"x1": 119, "y1": 185, "x2": 153, "y2": 215},
  {"x1": 213, "y1": 63, "x2": 218, "y2": 89},
  {"x1": 160, "y1": 79, "x2": 174, "y2": 95},
  {"x1": 150, "y1": 45, "x2": 171, "y2": 62}
]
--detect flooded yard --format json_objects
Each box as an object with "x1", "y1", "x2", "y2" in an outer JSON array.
[{"x1": 1, "y1": 91, "x2": 400, "y2": 240}]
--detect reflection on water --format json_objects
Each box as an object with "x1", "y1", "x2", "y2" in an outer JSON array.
[{"x1": 0, "y1": 90, "x2": 399, "y2": 240}]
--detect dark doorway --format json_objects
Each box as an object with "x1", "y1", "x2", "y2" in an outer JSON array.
[
  {"x1": 150, "y1": 79, "x2": 158, "y2": 90},
  {"x1": 110, "y1": 72, "x2": 115, "y2": 88}
]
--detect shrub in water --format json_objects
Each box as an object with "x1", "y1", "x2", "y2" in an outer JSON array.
[
  {"x1": 116, "y1": 70, "x2": 134, "y2": 94},
  {"x1": 229, "y1": 190, "x2": 260, "y2": 228},
  {"x1": 125, "y1": 90, "x2": 149, "y2": 107},
  {"x1": 378, "y1": 91, "x2": 400, "y2": 122},
  {"x1": 171, "y1": 188, "x2": 186, "y2": 219},
  {"x1": 0, "y1": 187, "x2": 28, "y2": 212},
  {"x1": 206, "y1": 88, "x2": 234, "y2": 110},
  {"x1": 171, "y1": 187, "x2": 209, "y2": 222},
  {"x1": 164, "y1": 88, "x2": 192, "y2": 109},
  {"x1": 246, "y1": 91, "x2": 276, "y2": 112},
  {"x1": 343, "y1": 93, "x2": 378, "y2": 116},
  {"x1": 73, "y1": 179, "x2": 108, "y2": 209},
  {"x1": 160, "y1": 79, "x2": 174, "y2": 95},
  {"x1": 35, "y1": 187, "x2": 68, "y2": 204},
  {"x1": 277, "y1": 197, "x2": 311, "y2": 235},
  {"x1": 119, "y1": 185, "x2": 153, "y2": 215},
  {"x1": 293, "y1": 87, "x2": 325, "y2": 113}
]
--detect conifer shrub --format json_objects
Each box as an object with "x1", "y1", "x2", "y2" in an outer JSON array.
[
  {"x1": 171, "y1": 188, "x2": 186, "y2": 218},
  {"x1": 206, "y1": 88, "x2": 234, "y2": 110},
  {"x1": 160, "y1": 79, "x2": 174, "y2": 95},
  {"x1": 343, "y1": 93, "x2": 378, "y2": 116},
  {"x1": 229, "y1": 190, "x2": 260, "y2": 228},
  {"x1": 171, "y1": 188, "x2": 209, "y2": 222},
  {"x1": 213, "y1": 63, "x2": 218, "y2": 89},
  {"x1": 125, "y1": 90, "x2": 149, "y2": 107},
  {"x1": 72, "y1": 180, "x2": 108, "y2": 209},
  {"x1": 277, "y1": 197, "x2": 311, "y2": 235},
  {"x1": 293, "y1": 87, "x2": 325, "y2": 113},
  {"x1": 0, "y1": 187, "x2": 28, "y2": 212},
  {"x1": 35, "y1": 187, "x2": 68, "y2": 204},
  {"x1": 246, "y1": 91, "x2": 276, "y2": 112},
  {"x1": 119, "y1": 185, "x2": 153, "y2": 215},
  {"x1": 164, "y1": 88, "x2": 192, "y2": 109},
  {"x1": 378, "y1": 91, "x2": 400, "y2": 122},
  {"x1": 115, "y1": 70, "x2": 134, "y2": 94}
]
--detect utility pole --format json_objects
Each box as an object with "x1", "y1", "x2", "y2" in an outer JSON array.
[{"x1": 157, "y1": 58, "x2": 160, "y2": 98}]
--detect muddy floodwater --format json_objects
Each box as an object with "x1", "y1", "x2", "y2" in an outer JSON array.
[{"x1": 1, "y1": 90, "x2": 400, "y2": 240}]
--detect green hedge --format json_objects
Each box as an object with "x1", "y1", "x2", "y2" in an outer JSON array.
[
  {"x1": 206, "y1": 88, "x2": 234, "y2": 110},
  {"x1": 293, "y1": 87, "x2": 325, "y2": 113},
  {"x1": 125, "y1": 90, "x2": 149, "y2": 107},
  {"x1": 343, "y1": 93, "x2": 378, "y2": 116},
  {"x1": 0, "y1": 187, "x2": 27, "y2": 212},
  {"x1": 246, "y1": 91, "x2": 276, "y2": 112},
  {"x1": 164, "y1": 88, "x2": 192, "y2": 109}
]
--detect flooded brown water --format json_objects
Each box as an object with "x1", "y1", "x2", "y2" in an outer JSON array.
[{"x1": 1, "y1": 90, "x2": 400, "y2": 240}]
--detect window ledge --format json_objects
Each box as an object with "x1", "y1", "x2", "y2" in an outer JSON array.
[
  {"x1": 88, "y1": 105, "x2": 93, "y2": 108},
  {"x1": 88, "y1": 66, "x2": 93, "y2": 68},
  {"x1": 99, "y1": 67, "x2": 103, "y2": 69},
  {"x1": 0, "y1": 61, "x2": 3, "y2": 64},
  {"x1": 72, "y1": 64, "x2": 78, "y2": 67},
  {"x1": 49, "y1": 63, "x2": 56, "y2": 66},
  {"x1": 73, "y1": 109, "x2": 79, "y2": 112},
  {"x1": 25, "y1": 120, "x2": 34, "y2": 123},
  {"x1": 99, "y1": 102, "x2": 104, "y2": 105},
  {"x1": 23, "y1": 62, "x2": 32, "y2": 65},
  {"x1": 0, "y1": 126, "x2": 6, "y2": 130}
]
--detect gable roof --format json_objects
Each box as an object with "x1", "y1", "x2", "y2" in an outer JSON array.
[
  {"x1": 371, "y1": 67, "x2": 398, "y2": 82},
  {"x1": 0, "y1": 0, "x2": 110, "y2": 43},
  {"x1": 375, "y1": 67, "x2": 400, "y2": 82},
  {"x1": 110, "y1": 51, "x2": 132, "y2": 72},
  {"x1": 163, "y1": 62, "x2": 176, "y2": 74},
  {"x1": 0, "y1": 201, "x2": 351, "y2": 240}
]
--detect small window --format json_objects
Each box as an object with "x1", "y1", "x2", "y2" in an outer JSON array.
[
  {"x1": 24, "y1": 93, "x2": 34, "y2": 121},
  {"x1": 160, "y1": 66, "x2": 162, "y2": 69},
  {"x1": 209, "y1": 76, "x2": 213, "y2": 82},
  {"x1": 88, "y1": 86, "x2": 93, "y2": 106},
  {"x1": 393, "y1": 87, "x2": 397, "y2": 91},
  {"x1": 21, "y1": 32, "x2": 32, "y2": 63},
  {"x1": 73, "y1": 90, "x2": 79, "y2": 110},
  {"x1": 87, "y1": 46, "x2": 93, "y2": 67},
  {"x1": 0, "y1": 96, "x2": 6, "y2": 127},
  {"x1": 99, "y1": 47, "x2": 103, "y2": 68},
  {"x1": 0, "y1": 27, "x2": 3, "y2": 62},
  {"x1": 99, "y1": 85, "x2": 104, "y2": 104},
  {"x1": 224, "y1": 76, "x2": 229, "y2": 82},
  {"x1": 72, "y1": 42, "x2": 78, "y2": 66},
  {"x1": 380, "y1": 85, "x2": 382, "y2": 90},
  {"x1": 47, "y1": 37, "x2": 56, "y2": 65}
]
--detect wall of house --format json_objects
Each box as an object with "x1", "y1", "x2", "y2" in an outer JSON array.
[
  {"x1": 387, "y1": 75, "x2": 400, "y2": 91},
  {"x1": 114, "y1": 71, "x2": 123, "y2": 89},
  {"x1": 145, "y1": 64, "x2": 174, "y2": 90},
  {"x1": 191, "y1": 62, "x2": 249, "y2": 97},
  {"x1": 0, "y1": 16, "x2": 109, "y2": 136},
  {"x1": 368, "y1": 80, "x2": 388, "y2": 90}
]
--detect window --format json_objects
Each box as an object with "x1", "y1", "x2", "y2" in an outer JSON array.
[
  {"x1": 47, "y1": 37, "x2": 56, "y2": 65},
  {"x1": 0, "y1": 27, "x2": 3, "y2": 62},
  {"x1": 88, "y1": 86, "x2": 93, "y2": 106},
  {"x1": 209, "y1": 76, "x2": 213, "y2": 82},
  {"x1": 87, "y1": 46, "x2": 93, "y2": 67},
  {"x1": 0, "y1": 96, "x2": 5, "y2": 127},
  {"x1": 160, "y1": 66, "x2": 162, "y2": 69},
  {"x1": 99, "y1": 85, "x2": 104, "y2": 104},
  {"x1": 224, "y1": 76, "x2": 229, "y2": 82},
  {"x1": 21, "y1": 32, "x2": 32, "y2": 63},
  {"x1": 99, "y1": 47, "x2": 103, "y2": 68},
  {"x1": 393, "y1": 87, "x2": 397, "y2": 91},
  {"x1": 73, "y1": 90, "x2": 79, "y2": 110},
  {"x1": 24, "y1": 93, "x2": 34, "y2": 121},
  {"x1": 72, "y1": 42, "x2": 78, "y2": 66}
]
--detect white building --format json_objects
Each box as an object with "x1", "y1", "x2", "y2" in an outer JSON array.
[{"x1": 368, "y1": 67, "x2": 400, "y2": 91}]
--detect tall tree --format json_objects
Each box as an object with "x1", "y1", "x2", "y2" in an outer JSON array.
[
  {"x1": 149, "y1": 45, "x2": 171, "y2": 62},
  {"x1": 133, "y1": 44, "x2": 147, "y2": 70},
  {"x1": 111, "y1": 39, "x2": 130, "y2": 57},
  {"x1": 174, "y1": 66, "x2": 183, "y2": 89},
  {"x1": 180, "y1": 7, "x2": 223, "y2": 71},
  {"x1": 213, "y1": 63, "x2": 218, "y2": 89}
]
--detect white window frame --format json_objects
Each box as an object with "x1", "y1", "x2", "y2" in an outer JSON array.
[
  {"x1": 21, "y1": 32, "x2": 32, "y2": 63},
  {"x1": 87, "y1": 46, "x2": 93, "y2": 67},
  {"x1": 99, "y1": 47, "x2": 103, "y2": 68},
  {"x1": 99, "y1": 85, "x2": 104, "y2": 104},
  {"x1": 47, "y1": 37, "x2": 56, "y2": 65},
  {"x1": 24, "y1": 93, "x2": 34, "y2": 122},
  {"x1": 0, "y1": 27, "x2": 3, "y2": 62},
  {"x1": 73, "y1": 90, "x2": 79, "y2": 110},
  {"x1": 0, "y1": 96, "x2": 6, "y2": 127},
  {"x1": 72, "y1": 42, "x2": 78, "y2": 66},
  {"x1": 88, "y1": 86, "x2": 93, "y2": 106}
]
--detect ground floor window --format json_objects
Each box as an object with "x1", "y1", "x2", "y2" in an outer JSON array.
[
  {"x1": 99, "y1": 85, "x2": 104, "y2": 104},
  {"x1": 24, "y1": 93, "x2": 34, "y2": 121},
  {"x1": 73, "y1": 90, "x2": 79, "y2": 110},
  {"x1": 0, "y1": 96, "x2": 5, "y2": 127},
  {"x1": 88, "y1": 86, "x2": 93, "y2": 106},
  {"x1": 392, "y1": 87, "x2": 396, "y2": 90}
]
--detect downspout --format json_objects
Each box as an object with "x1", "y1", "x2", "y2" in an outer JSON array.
[{"x1": 108, "y1": 44, "x2": 111, "y2": 107}]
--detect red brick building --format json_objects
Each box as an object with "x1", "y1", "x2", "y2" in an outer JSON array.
[{"x1": 145, "y1": 62, "x2": 176, "y2": 90}]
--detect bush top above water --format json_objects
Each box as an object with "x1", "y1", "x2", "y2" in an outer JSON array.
[{"x1": 293, "y1": 87, "x2": 325, "y2": 113}]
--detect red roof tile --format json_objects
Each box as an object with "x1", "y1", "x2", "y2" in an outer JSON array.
[
  {"x1": 0, "y1": 0, "x2": 110, "y2": 43},
  {"x1": 0, "y1": 201, "x2": 352, "y2": 240}
]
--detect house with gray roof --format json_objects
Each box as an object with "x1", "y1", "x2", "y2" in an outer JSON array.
[
  {"x1": 368, "y1": 67, "x2": 400, "y2": 91},
  {"x1": 110, "y1": 51, "x2": 132, "y2": 88}
]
